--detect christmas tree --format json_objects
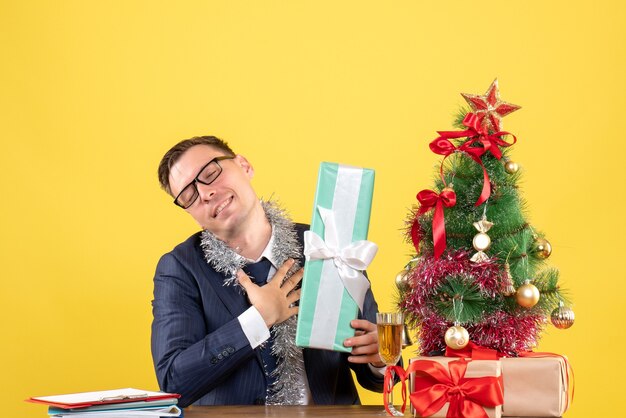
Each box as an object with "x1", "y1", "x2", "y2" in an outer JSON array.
[{"x1": 398, "y1": 80, "x2": 575, "y2": 357}]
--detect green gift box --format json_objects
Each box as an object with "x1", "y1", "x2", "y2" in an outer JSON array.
[{"x1": 296, "y1": 162, "x2": 376, "y2": 352}]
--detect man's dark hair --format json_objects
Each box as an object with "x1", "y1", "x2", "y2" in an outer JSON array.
[{"x1": 158, "y1": 135, "x2": 236, "y2": 195}]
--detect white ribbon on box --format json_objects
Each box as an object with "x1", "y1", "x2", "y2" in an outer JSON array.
[{"x1": 304, "y1": 206, "x2": 378, "y2": 312}]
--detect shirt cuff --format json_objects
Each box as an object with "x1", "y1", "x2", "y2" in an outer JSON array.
[
  {"x1": 368, "y1": 363, "x2": 386, "y2": 377},
  {"x1": 238, "y1": 307, "x2": 271, "y2": 349}
]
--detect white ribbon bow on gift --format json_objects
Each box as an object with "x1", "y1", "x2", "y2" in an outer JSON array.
[{"x1": 303, "y1": 206, "x2": 378, "y2": 312}]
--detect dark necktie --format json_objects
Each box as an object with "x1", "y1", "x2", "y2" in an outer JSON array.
[
  {"x1": 242, "y1": 257, "x2": 278, "y2": 392},
  {"x1": 242, "y1": 257, "x2": 273, "y2": 286}
]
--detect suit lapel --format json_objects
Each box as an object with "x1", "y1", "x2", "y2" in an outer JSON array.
[
  {"x1": 194, "y1": 244, "x2": 251, "y2": 317},
  {"x1": 193, "y1": 243, "x2": 266, "y2": 375}
]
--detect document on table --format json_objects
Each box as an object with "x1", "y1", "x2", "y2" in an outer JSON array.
[
  {"x1": 28, "y1": 388, "x2": 179, "y2": 409},
  {"x1": 48, "y1": 404, "x2": 182, "y2": 418}
]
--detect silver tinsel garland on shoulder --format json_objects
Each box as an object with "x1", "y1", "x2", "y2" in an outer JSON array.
[{"x1": 199, "y1": 200, "x2": 307, "y2": 405}]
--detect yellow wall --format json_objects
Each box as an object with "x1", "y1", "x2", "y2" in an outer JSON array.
[{"x1": 1, "y1": 1, "x2": 624, "y2": 416}]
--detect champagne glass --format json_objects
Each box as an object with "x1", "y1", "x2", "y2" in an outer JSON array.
[{"x1": 376, "y1": 312, "x2": 404, "y2": 416}]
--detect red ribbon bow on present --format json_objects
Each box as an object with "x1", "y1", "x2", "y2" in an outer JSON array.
[
  {"x1": 446, "y1": 344, "x2": 575, "y2": 413},
  {"x1": 407, "y1": 358, "x2": 504, "y2": 418},
  {"x1": 414, "y1": 188, "x2": 456, "y2": 259},
  {"x1": 429, "y1": 113, "x2": 517, "y2": 206}
]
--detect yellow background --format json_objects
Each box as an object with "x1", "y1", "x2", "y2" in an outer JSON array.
[{"x1": 1, "y1": 1, "x2": 624, "y2": 416}]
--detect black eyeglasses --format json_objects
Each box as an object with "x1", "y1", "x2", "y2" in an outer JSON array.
[{"x1": 173, "y1": 156, "x2": 235, "y2": 209}]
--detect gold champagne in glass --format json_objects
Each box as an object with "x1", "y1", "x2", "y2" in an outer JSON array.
[
  {"x1": 376, "y1": 312, "x2": 404, "y2": 416},
  {"x1": 378, "y1": 322, "x2": 403, "y2": 364}
]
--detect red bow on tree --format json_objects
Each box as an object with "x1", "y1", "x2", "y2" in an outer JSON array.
[
  {"x1": 429, "y1": 113, "x2": 517, "y2": 206},
  {"x1": 407, "y1": 358, "x2": 504, "y2": 418},
  {"x1": 414, "y1": 188, "x2": 456, "y2": 259}
]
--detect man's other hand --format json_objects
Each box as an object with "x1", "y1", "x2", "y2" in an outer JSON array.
[{"x1": 343, "y1": 319, "x2": 385, "y2": 367}]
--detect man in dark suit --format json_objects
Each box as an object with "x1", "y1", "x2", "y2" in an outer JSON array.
[{"x1": 151, "y1": 136, "x2": 386, "y2": 407}]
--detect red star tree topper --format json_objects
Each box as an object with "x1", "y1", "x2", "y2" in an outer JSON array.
[{"x1": 461, "y1": 78, "x2": 521, "y2": 132}]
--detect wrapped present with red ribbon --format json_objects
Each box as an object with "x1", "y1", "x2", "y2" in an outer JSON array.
[
  {"x1": 501, "y1": 354, "x2": 572, "y2": 417},
  {"x1": 445, "y1": 343, "x2": 573, "y2": 417},
  {"x1": 407, "y1": 357, "x2": 503, "y2": 418}
]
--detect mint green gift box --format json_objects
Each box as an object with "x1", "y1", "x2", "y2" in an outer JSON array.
[{"x1": 295, "y1": 162, "x2": 376, "y2": 352}]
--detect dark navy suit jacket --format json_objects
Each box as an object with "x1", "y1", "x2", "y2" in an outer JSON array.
[{"x1": 151, "y1": 223, "x2": 384, "y2": 407}]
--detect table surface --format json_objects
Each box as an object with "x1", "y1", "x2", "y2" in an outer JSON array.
[
  {"x1": 182, "y1": 405, "x2": 560, "y2": 418},
  {"x1": 183, "y1": 405, "x2": 394, "y2": 417}
]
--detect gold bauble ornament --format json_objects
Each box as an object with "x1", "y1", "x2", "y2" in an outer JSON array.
[
  {"x1": 444, "y1": 324, "x2": 469, "y2": 350},
  {"x1": 395, "y1": 269, "x2": 410, "y2": 292},
  {"x1": 504, "y1": 160, "x2": 519, "y2": 174},
  {"x1": 472, "y1": 232, "x2": 492, "y2": 252},
  {"x1": 532, "y1": 237, "x2": 552, "y2": 259},
  {"x1": 551, "y1": 302, "x2": 575, "y2": 329},
  {"x1": 516, "y1": 280, "x2": 540, "y2": 308}
]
